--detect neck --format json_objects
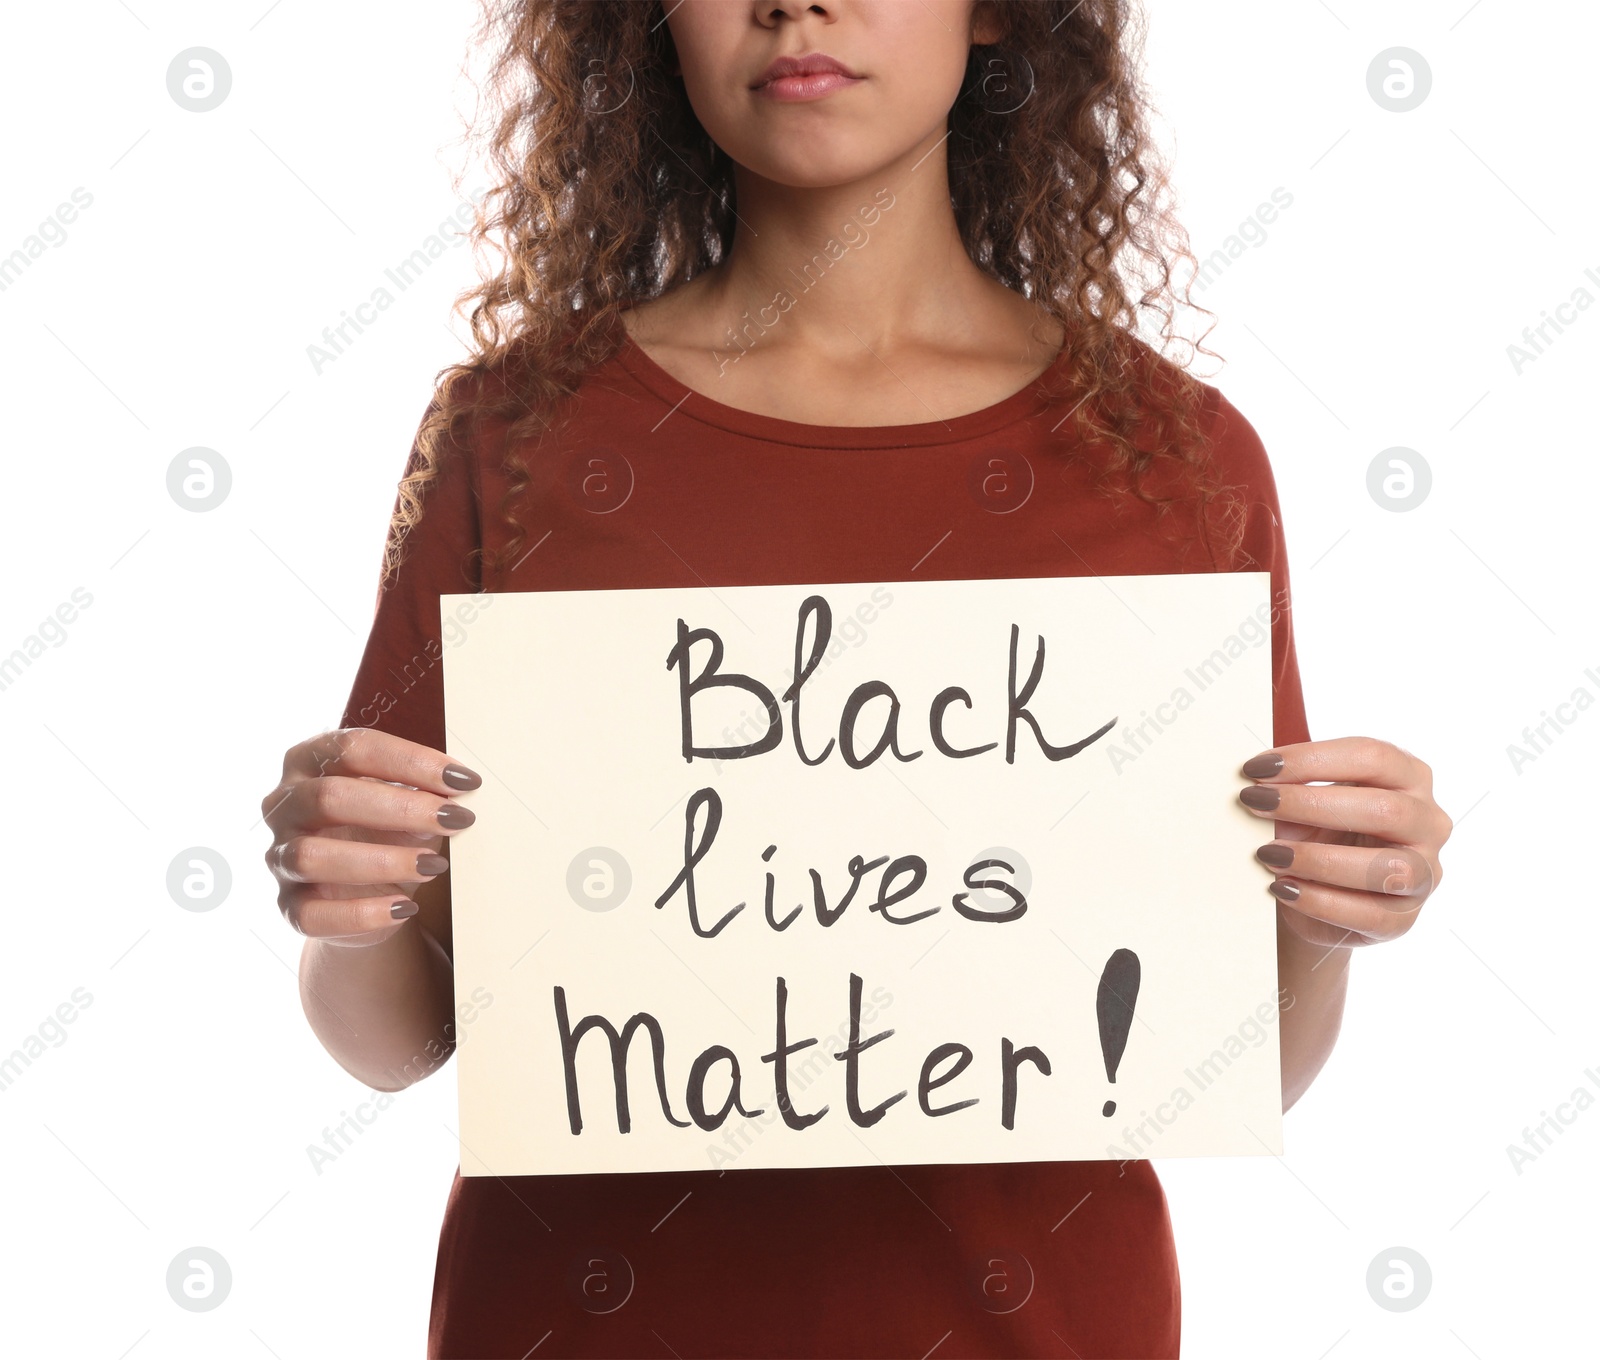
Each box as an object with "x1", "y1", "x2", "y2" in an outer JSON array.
[{"x1": 697, "y1": 129, "x2": 1010, "y2": 358}]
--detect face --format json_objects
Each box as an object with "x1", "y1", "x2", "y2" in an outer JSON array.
[{"x1": 662, "y1": 0, "x2": 1000, "y2": 188}]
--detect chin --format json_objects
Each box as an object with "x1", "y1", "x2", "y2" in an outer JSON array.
[{"x1": 736, "y1": 142, "x2": 893, "y2": 190}]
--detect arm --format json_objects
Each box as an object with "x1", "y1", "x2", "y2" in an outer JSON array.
[
  {"x1": 1200, "y1": 394, "x2": 1368, "y2": 1113},
  {"x1": 275, "y1": 389, "x2": 488, "y2": 1086},
  {"x1": 1276, "y1": 913, "x2": 1350, "y2": 1111},
  {"x1": 299, "y1": 873, "x2": 458, "y2": 1092}
]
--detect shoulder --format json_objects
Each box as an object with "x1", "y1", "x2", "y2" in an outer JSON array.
[
  {"x1": 1144, "y1": 344, "x2": 1280, "y2": 503},
  {"x1": 413, "y1": 339, "x2": 546, "y2": 483},
  {"x1": 1197, "y1": 382, "x2": 1275, "y2": 488},
  {"x1": 1187, "y1": 378, "x2": 1293, "y2": 568},
  {"x1": 1120, "y1": 342, "x2": 1294, "y2": 572},
  {"x1": 1108, "y1": 337, "x2": 1283, "y2": 499}
]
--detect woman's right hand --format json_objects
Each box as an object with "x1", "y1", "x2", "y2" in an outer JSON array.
[{"x1": 261, "y1": 728, "x2": 481, "y2": 947}]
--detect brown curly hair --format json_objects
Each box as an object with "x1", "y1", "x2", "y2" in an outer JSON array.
[{"x1": 384, "y1": 0, "x2": 1242, "y2": 587}]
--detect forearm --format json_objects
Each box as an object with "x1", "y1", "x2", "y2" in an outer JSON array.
[
  {"x1": 1277, "y1": 917, "x2": 1351, "y2": 1111},
  {"x1": 298, "y1": 912, "x2": 456, "y2": 1092}
]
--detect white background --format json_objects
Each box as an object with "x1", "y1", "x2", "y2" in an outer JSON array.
[{"x1": 0, "y1": 1, "x2": 1592, "y2": 1356}]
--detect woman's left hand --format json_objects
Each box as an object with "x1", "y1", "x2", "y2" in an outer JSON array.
[{"x1": 1238, "y1": 736, "x2": 1452, "y2": 949}]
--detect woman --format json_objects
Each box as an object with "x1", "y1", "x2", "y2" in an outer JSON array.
[{"x1": 261, "y1": 2, "x2": 1452, "y2": 1355}]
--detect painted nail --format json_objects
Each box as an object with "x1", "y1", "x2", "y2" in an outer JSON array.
[
  {"x1": 416, "y1": 853, "x2": 450, "y2": 876},
  {"x1": 1240, "y1": 785, "x2": 1280, "y2": 811},
  {"x1": 1255, "y1": 842, "x2": 1294, "y2": 869},
  {"x1": 437, "y1": 803, "x2": 476, "y2": 830},
  {"x1": 1242, "y1": 752, "x2": 1284, "y2": 778},
  {"x1": 390, "y1": 899, "x2": 420, "y2": 919},
  {"x1": 443, "y1": 763, "x2": 482, "y2": 791},
  {"x1": 1268, "y1": 879, "x2": 1300, "y2": 903}
]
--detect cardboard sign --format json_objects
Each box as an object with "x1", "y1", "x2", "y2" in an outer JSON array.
[{"x1": 441, "y1": 572, "x2": 1283, "y2": 1178}]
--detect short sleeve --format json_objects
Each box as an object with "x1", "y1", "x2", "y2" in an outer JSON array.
[
  {"x1": 338, "y1": 402, "x2": 484, "y2": 753},
  {"x1": 1207, "y1": 392, "x2": 1312, "y2": 750}
]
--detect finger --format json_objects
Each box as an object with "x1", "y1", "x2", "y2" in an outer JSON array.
[
  {"x1": 279, "y1": 885, "x2": 420, "y2": 939},
  {"x1": 280, "y1": 727, "x2": 482, "y2": 798},
  {"x1": 267, "y1": 775, "x2": 476, "y2": 839},
  {"x1": 270, "y1": 835, "x2": 450, "y2": 887},
  {"x1": 1241, "y1": 736, "x2": 1429, "y2": 794},
  {"x1": 1267, "y1": 876, "x2": 1421, "y2": 944},
  {"x1": 1238, "y1": 780, "x2": 1434, "y2": 844},
  {"x1": 1275, "y1": 899, "x2": 1380, "y2": 951},
  {"x1": 1253, "y1": 839, "x2": 1436, "y2": 899}
]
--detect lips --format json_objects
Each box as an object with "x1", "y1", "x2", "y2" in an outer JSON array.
[{"x1": 748, "y1": 52, "x2": 864, "y2": 100}]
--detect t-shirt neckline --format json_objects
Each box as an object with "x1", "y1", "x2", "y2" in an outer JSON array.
[{"x1": 613, "y1": 327, "x2": 1069, "y2": 449}]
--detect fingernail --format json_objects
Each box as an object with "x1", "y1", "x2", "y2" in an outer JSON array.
[
  {"x1": 1255, "y1": 842, "x2": 1294, "y2": 869},
  {"x1": 437, "y1": 803, "x2": 476, "y2": 830},
  {"x1": 416, "y1": 853, "x2": 450, "y2": 876},
  {"x1": 1240, "y1": 785, "x2": 1280, "y2": 811},
  {"x1": 1268, "y1": 879, "x2": 1300, "y2": 903},
  {"x1": 390, "y1": 899, "x2": 420, "y2": 919},
  {"x1": 443, "y1": 763, "x2": 482, "y2": 791},
  {"x1": 1242, "y1": 752, "x2": 1283, "y2": 778}
]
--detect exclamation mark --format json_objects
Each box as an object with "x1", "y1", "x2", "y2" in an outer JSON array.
[{"x1": 1096, "y1": 949, "x2": 1141, "y2": 1117}]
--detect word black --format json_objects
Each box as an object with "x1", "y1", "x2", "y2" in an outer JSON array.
[{"x1": 666, "y1": 594, "x2": 1117, "y2": 768}]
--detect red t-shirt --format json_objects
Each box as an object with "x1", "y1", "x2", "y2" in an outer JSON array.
[{"x1": 341, "y1": 332, "x2": 1311, "y2": 1359}]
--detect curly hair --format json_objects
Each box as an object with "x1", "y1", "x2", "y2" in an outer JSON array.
[{"x1": 383, "y1": 0, "x2": 1242, "y2": 587}]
